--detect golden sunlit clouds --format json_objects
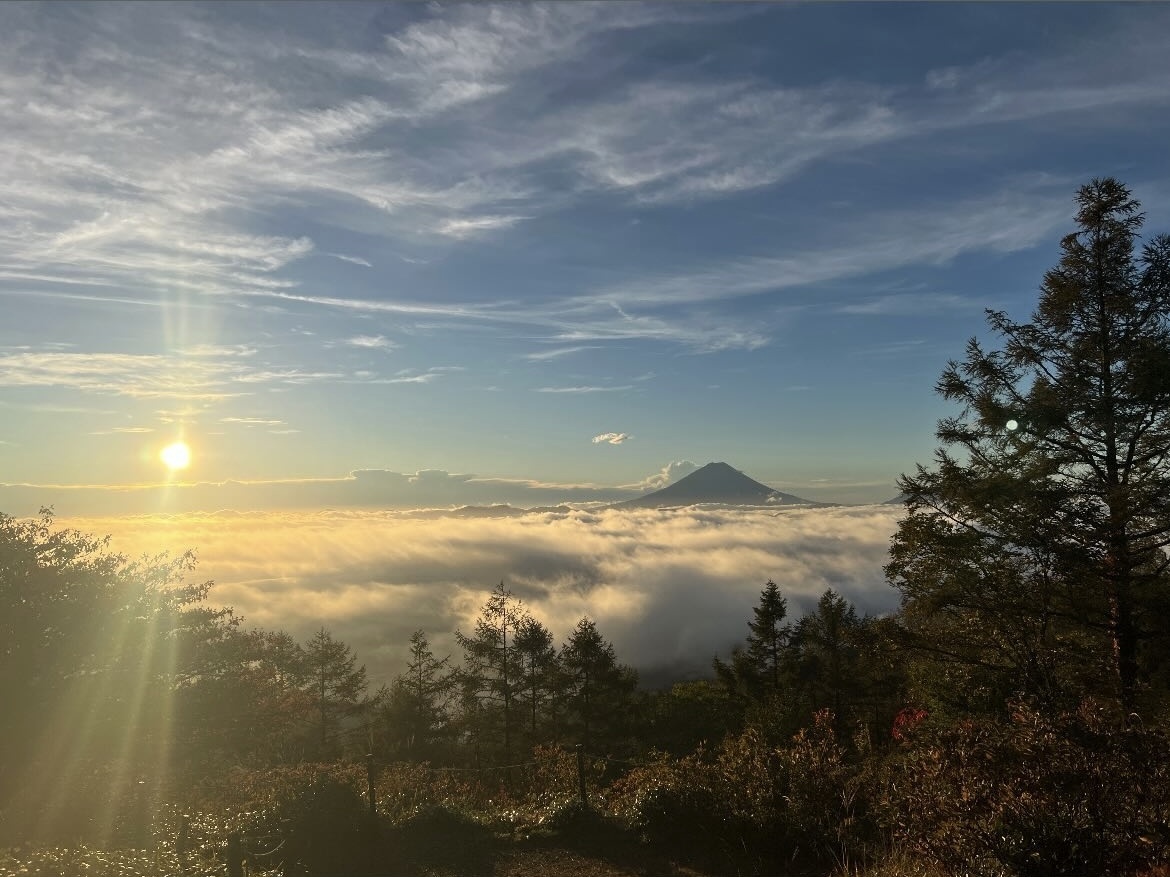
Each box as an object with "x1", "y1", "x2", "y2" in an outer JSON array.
[
  {"x1": 160, "y1": 441, "x2": 191, "y2": 470},
  {"x1": 72, "y1": 504, "x2": 904, "y2": 685}
]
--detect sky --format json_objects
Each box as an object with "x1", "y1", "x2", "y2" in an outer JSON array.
[{"x1": 3, "y1": 3, "x2": 1170, "y2": 682}]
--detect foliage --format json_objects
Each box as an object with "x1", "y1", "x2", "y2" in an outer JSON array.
[
  {"x1": 791, "y1": 590, "x2": 867, "y2": 735},
  {"x1": 878, "y1": 700, "x2": 1170, "y2": 877},
  {"x1": 455, "y1": 583, "x2": 529, "y2": 767},
  {"x1": 0, "y1": 844, "x2": 223, "y2": 877},
  {"x1": 891, "y1": 178, "x2": 1170, "y2": 713},
  {"x1": 714, "y1": 579, "x2": 791, "y2": 702},
  {"x1": 645, "y1": 679, "x2": 741, "y2": 754},
  {"x1": 302, "y1": 627, "x2": 369, "y2": 759},
  {"x1": 607, "y1": 716, "x2": 870, "y2": 875},
  {"x1": 0, "y1": 509, "x2": 226, "y2": 845},
  {"x1": 560, "y1": 617, "x2": 639, "y2": 752},
  {"x1": 716, "y1": 584, "x2": 905, "y2": 745},
  {"x1": 373, "y1": 629, "x2": 458, "y2": 762},
  {"x1": 372, "y1": 760, "x2": 479, "y2": 821},
  {"x1": 173, "y1": 627, "x2": 319, "y2": 770},
  {"x1": 513, "y1": 615, "x2": 562, "y2": 744}
]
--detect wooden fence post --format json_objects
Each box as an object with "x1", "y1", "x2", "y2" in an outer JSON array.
[
  {"x1": 575, "y1": 744, "x2": 588, "y2": 807},
  {"x1": 226, "y1": 833, "x2": 243, "y2": 877},
  {"x1": 366, "y1": 752, "x2": 376, "y2": 817},
  {"x1": 176, "y1": 814, "x2": 189, "y2": 877}
]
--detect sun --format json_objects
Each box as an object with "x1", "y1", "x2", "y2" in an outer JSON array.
[{"x1": 160, "y1": 441, "x2": 191, "y2": 471}]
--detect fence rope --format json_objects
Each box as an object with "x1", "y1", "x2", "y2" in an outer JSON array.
[{"x1": 369, "y1": 749, "x2": 659, "y2": 778}]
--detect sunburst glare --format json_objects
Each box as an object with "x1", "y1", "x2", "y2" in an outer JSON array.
[{"x1": 160, "y1": 441, "x2": 191, "y2": 471}]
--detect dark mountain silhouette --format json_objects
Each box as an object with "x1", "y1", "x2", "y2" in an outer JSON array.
[{"x1": 619, "y1": 462, "x2": 822, "y2": 509}]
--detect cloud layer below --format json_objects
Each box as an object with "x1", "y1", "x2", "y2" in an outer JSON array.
[{"x1": 73, "y1": 503, "x2": 904, "y2": 686}]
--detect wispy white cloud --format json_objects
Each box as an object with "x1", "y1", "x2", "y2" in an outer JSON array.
[
  {"x1": 220, "y1": 417, "x2": 285, "y2": 427},
  {"x1": 346, "y1": 335, "x2": 396, "y2": 350},
  {"x1": 0, "y1": 349, "x2": 356, "y2": 400},
  {"x1": 592, "y1": 432, "x2": 631, "y2": 445},
  {"x1": 0, "y1": 351, "x2": 245, "y2": 400},
  {"x1": 836, "y1": 292, "x2": 977, "y2": 315},
  {"x1": 0, "y1": 400, "x2": 116, "y2": 415},
  {"x1": 537, "y1": 385, "x2": 634, "y2": 394},
  {"x1": 181, "y1": 344, "x2": 259, "y2": 358},
  {"x1": 382, "y1": 366, "x2": 465, "y2": 385},
  {"x1": 582, "y1": 184, "x2": 1070, "y2": 309},
  {"x1": 89, "y1": 426, "x2": 154, "y2": 435},
  {"x1": 231, "y1": 369, "x2": 344, "y2": 385},
  {"x1": 329, "y1": 253, "x2": 373, "y2": 268},
  {"x1": 524, "y1": 346, "x2": 602, "y2": 361},
  {"x1": 436, "y1": 215, "x2": 529, "y2": 239},
  {"x1": 6, "y1": 3, "x2": 1153, "y2": 361}
]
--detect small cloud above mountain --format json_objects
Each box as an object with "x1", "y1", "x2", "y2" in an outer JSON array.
[
  {"x1": 634, "y1": 460, "x2": 698, "y2": 491},
  {"x1": 592, "y1": 432, "x2": 631, "y2": 445}
]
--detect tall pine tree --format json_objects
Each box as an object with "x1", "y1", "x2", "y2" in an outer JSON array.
[{"x1": 890, "y1": 178, "x2": 1170, "y2": 714}]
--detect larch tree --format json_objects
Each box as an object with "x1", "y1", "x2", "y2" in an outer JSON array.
[
  {"x1": 889, "y1": 178, "x2": 1170, "y2": 714},
  {"x1": 302, "y1": 627, "x2": 368, "y2": 757},
  {"x1": 455, "y1": 583, "x2": 527, "y2": 766},
  {"x1": 512, "y1": 615, "x2": 561, "y2": 742},
  {"x1": 379, "y1": 629, "x2": 457, "y2": 760}
]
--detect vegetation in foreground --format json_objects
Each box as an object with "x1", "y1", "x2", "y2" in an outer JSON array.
[{"x1": 5, "y1": 178, "x2": 1170, "y2": 876}]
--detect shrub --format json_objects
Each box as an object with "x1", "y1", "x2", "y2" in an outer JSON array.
[
  {"x1": 878, "y1": 699, "x2": 1170, "y2": 877},
  {"x1": 606, "y1": 719, "x2": 871, "y2": 875},
  {"x1": 275, "y1": 774, "x2": 372, "y2": 876},
  {"x1": 385, "y1": 802, "x2": 493, "y2": 874},
  {"x1": 372, "y1": 760, "x2": 478, "y2": 822}
]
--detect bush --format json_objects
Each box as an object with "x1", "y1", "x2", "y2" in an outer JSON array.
[
  {"x1": 276, "y1": 774, "x2": 373, "y2": 876},
  {"x1": 606, "y1": 716, "x2": 870, "y2": 875},
  {"x1": 371, "y1": 760, "x2": 478, "y2": 822},
  {"x1": 878, "y1": 700, "x2": 1170, "y2": 877},
  {"x1": 385, "y1": 802, "x2": 493, "y2": 874}
]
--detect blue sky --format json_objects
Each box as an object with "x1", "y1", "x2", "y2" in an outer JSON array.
[{"x1": 3, "y1": 2, "x2": 1170, "y2": 510}]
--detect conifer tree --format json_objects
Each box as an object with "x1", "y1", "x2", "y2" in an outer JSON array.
[
  {"x1": 455, "y1": 583, "x2": 526, "y2": 765},
  {"x1": 714, "y1": 579, "x2": 792, "y2": 701},
  {"x1": 379, "y1": 629, "x2": 457, "y2": 760},
  {"x1": 561, "y1": 617, "x2": 637, "y2": 751},
  {"x1": 302, "y1": 627, "x2": 368, "y2": 757},
  {"x1": 512, "y1": 615, "x2": 560, "y2": 742},
  {"x1": 790, "y1": 589, "x2": 864, "y2": 734},
  {"x1": 890, "y1": 178, "x2": 1170, "y2": 713}
]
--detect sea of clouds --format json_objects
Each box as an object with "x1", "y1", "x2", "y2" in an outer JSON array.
[{"x1": 70, "y1": 503, "x2": 905, "y2": 687}]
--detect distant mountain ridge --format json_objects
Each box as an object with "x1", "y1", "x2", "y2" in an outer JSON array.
[{"x1": 618, "y1": 461, "x2": 823, "y2": 509}]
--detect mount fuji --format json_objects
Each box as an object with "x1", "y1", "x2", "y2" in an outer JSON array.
[{"x1": 619, "y1": 462, "x2": 823, "y2": 509}]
